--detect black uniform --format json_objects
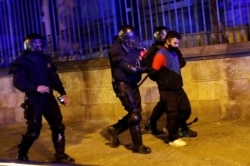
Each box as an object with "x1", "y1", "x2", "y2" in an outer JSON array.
[
  {"x1": 9, "y1": 50, "x2": 74, "y2": 163},
  {"x1": 107, "y1": 41, "x2": 151, "y2": 154}
]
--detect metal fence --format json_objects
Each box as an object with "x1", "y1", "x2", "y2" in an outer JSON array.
[{"x1": 0, "y1": 0, "x2": 249, "y2": 67}]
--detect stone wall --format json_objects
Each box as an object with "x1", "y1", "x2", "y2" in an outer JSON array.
[{"x1": 0, "y1": 42, "x2": 249, "y2": 124}]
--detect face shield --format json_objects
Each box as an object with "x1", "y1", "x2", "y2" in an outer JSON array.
[
  {"x1": 23, "y1": 34, "x2": 48, "y2": 53},
  {"x1": 154, "y1": 29, "x2": 168, "y2": 42},
  {"x1": 118, "y1": 25, "x2": 140, "y2": 48},
  {"x1": 32, "y1": 39, "x2": 45, "y2": 51},
  {"x1": 124, "y1": 36, "x2": 139, "y2": 48}
]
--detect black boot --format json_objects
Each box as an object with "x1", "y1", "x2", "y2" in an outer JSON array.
[
  {"x1": 107, "y1": 119, "x2": 129, "y2": 148},
  {"x1": 16, "y1": 153, "x2": 29, "y2": 161},
  {"x1": 54, "y1": 153, "x2": 75, "y2": 164},
  {"x1": 52, "y1": 132, "x2": 75, "y2": 164},
  {"x1": 129, "y1": 125, "x2": 151, "y2": 154},
  {"x1": 133, "y1": 145, "x2": 151, "y2": 154},
  {"x1": 107, "y1": 126, "x2": 120, "y2": 147},
  {"x1": 16, "y1": 134, "x2": 36, "y2": 161}
]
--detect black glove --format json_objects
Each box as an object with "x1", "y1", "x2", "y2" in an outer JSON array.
[
  {"x1": 137, "y1": 66, "x2": 148, "y2": 73},
  {"x1": 126, "y1": 64, "x2": 147, "y2": 73}
]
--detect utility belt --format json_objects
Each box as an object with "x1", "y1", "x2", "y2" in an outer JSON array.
[
  {"x1": 20, "y1": 96, "x2": 33, "y2": 122},
  {"x1": 112, "y1": 79, "x2": 126, "y2": 97},
  {"x1": 20, "y1": 96, "x2": 29, "y2": 110},
  {"x1": 112, "y1": 78, "x2": 139, "y2": 96},
  {"x1": 112, "y1": 79, "x2": 137, "y2": 108}
]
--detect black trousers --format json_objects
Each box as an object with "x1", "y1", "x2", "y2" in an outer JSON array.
[
  {"x1": 26, "y1": 94, "x2": 64, "y2": 134},
  {"x1": 159, "y1": 88, "x2": 191, "y2": 141},
  {"x1": 18, "y1": 94, "x2": 65, "y2": 155},
  {"x1": 111, "y1": 81, "x2": 143, "y2": 145}
]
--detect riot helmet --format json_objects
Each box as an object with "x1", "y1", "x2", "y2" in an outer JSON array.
[
  {"x1": 118, "y1": 25, "x2": 139, "y2": 48},
  {"x1": 23, "y1": 33, "x2": 47, "y2": 52},
  {"x1": 153, "y1": 26, "x2": 170, "y2": 44}
]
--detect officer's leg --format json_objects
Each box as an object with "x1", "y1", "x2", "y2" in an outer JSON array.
[
  {"x1": 51, "y1": 124, "x2": 65, "y2": 155},
  {"x1": 145, "y1": 101, "x2": 165, "y2": 134},
  {"x1": 107, "y1": 82, "x2": 130, "y2": 147},
  {"x1": 44, "y1": 97, "x2": 74, "y2": 163},
  {"x1": 127, "y1": 88, "x2": 151, "y2": 154},
  {"x1": 51, "y1": 124, "x2": 74, "y2": 163},
  {"x1": 16, "y1": 113, "x2": 42, "y2": 161},
  {"x1": 107, "y1": 113, "x2": 129, "y2": 147}
]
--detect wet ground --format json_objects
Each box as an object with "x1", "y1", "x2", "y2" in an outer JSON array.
[{"x1": 0, "y1": 119, "x2": 250, "y2": 166}]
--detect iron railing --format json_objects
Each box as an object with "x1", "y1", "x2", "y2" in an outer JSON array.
[{"x1": 0, "y1": 0, "x2": 249, "y2": 67}]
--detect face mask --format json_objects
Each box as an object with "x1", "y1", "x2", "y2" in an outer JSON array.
[
  {"x1": 167, "y1": 45, "x2": 177, "y2": 51},
  {"x1": 167, "y1": 38, "x2": 179, "y2": 51}
]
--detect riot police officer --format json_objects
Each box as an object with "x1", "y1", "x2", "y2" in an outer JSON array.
[
  {"x1": 107, "y1": 25, "x2": 151, "y2": 154},
  {"x1": 9, "y1": 33, "x2": 75, "y2": 163}
]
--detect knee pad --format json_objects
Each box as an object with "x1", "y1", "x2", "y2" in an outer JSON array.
[{"x1": 128, "y1": 112, "x2": 141, "y2": 125}]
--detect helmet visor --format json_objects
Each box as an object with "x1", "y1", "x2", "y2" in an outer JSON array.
[
  {"x1": 24, "y1": 38, "x2": 48, "y2": 52},
  {"x1": 154, "y1": 29, "x2": 167, "y2": 42},
  {"x1": 33, "y1": 39, "x2": 46, "y2": 51},
  {"x1": 125, "y1": 36, "x2": 139, "y2": 48}
]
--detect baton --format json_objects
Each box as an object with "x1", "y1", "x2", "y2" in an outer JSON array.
[{"x1": 137, "y1": 74, "x2": 149, "y2": 88}]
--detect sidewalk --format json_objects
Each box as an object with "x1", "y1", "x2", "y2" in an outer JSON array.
[{"x1": 0, "y1": 119, "x2": 250, "y2": 166}]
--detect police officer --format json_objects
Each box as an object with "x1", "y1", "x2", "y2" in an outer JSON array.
[
  {"x1": 9, "y1": 33, "x2": 75, "y2": 163},
  {"x1": 107, "y1": 25, "x2": 151, "y2": 154},
  {"x1": 144, "y1": 27, "x2": 197, "y2": 138}
]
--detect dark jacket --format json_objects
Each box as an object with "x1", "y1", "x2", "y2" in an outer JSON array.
[
  {"x1": 9, "y1": 51, "x2": 66, "y2": 96},
  {"x1": 109, "y1": 42, "x2": 142, "y2": 84},
  {"x1": 142, "y1": 42, "x2": 186, "y2": 70},
  {"x1": 149, "y1": 48, "x2": 183, "y2": 90}
]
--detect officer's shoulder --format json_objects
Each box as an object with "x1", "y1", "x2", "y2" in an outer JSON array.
[
  {"x1": 148, "y1": 44, "x2": 161, "y2": 51},
  {"x1": 14, "y1": 51, "x2": 34, "y2": 63},
  {"x1": 110, "y1": 42, "x2": 122, "y2": 50},
  {"x1": 13, "y1": 51, "x2": 26, "y2": 60},
  {"x1": 111, "y1": 41, "x2": 122, "y2": 47},
  {"x1": 110, "y1": 42, "x2": 126, "y2": 53},
  {"x1": 9, "y1": 52, "x2": 29, "y2": 73}
]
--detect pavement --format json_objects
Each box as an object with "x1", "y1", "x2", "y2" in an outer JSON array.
[{"x1": 0, "y1": 119, "x2": 250, "y2": 166}]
